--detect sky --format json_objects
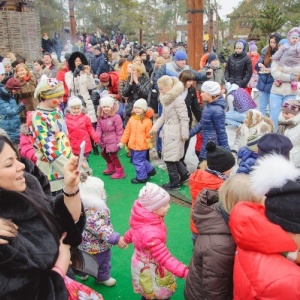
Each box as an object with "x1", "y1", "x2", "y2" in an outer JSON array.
[{"x1": 217, "y1": 0, "x2": 242, "y2": 19}]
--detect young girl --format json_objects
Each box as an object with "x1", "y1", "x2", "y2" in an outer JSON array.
[
  {"x1": 118, "y1": 98, "x2": 156, "y2": 184},
  {"x1": 123, "y1": 182, "x2": 189, "y2": 300},
  {"x1": 78, "y1": 173, "x2": 127, "y2": 286},
  {"x1": 96, "y1": 96, "x2": 125, "y2": 179},
  {"x1": 150, "y1": 76, "x2": 190, "y2": 190},
  {"x1": 185, "y1": 174, "x2": 261, "y2": 300},
  {"x1": 65, "y1": 96, "x2": 99, "y2": 172}
]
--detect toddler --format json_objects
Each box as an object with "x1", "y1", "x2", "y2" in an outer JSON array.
[
  {"x1": 96, "y1": 96, "x2": 125, "y2": 179},
  {"x1": 118, "y1": 98, "x2": 156, "y2": 184},
  {"x1": 78, "y1": 173, "x2": 127, "y2": 286},
  {"x1": 65, "y1": 96, "x2": 99, "y2": 171},
  {"x1": 123, "y1": 182, "x2": 189, "y2": 300},
  {"x1": 272, "y1": 27, "x2": 300, "y2": 90}
]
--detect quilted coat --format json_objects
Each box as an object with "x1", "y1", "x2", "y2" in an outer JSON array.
[
  {"x1": 152, "y1": 79, "x2": 189, "y2": 161},
  {"x1": 185, "y1": 189, "x2": 235, "y2": 300},
  {"x1": 229, "y1": 202, "x2": 300, "y2": 300},
  {"x1": 19, "y1": 123, "x2": 37, "y2": 163},
  {"x1": 190, "y1": 94, "x2": 229, "y2": 160},
  {"x1": 124, "y1": 200, "x2": 188, "y2": 299},
  {"x1": 65, "y1": 112, "x2": 99, "y2": 155}
]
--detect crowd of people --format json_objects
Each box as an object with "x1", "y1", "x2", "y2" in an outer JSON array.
[{"x1": 0, "y1": 25, "x2": 300, "y2": 299}]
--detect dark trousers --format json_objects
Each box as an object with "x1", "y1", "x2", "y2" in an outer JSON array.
[
  {"x1": 131, "y1": 150, "x2": 154, "y2": 180},
  {"x1": 101, "y1": 148, "x2": 122, "y2": 168},
  {"x1": 165, "y1": 161, "x2": 188, "y2": 185},
  {"x1": 93, "y1": 249, "x2": 111, "y2": 281}
]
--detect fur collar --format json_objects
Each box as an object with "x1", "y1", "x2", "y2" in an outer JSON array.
[
  {"x1": 159, "y1": 79, "x2": 184, "y2": 106},
  {"x1": 278, "y1": 111, "x2": 300, "y2": 125}
]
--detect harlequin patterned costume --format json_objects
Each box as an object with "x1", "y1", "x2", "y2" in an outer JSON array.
[{"x1": 28, "y1": 107, "x2": 72, "y2": 192}]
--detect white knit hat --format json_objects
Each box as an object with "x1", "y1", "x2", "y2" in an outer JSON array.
[
  {"x1": 100, "y1": 96, "x2": 115, "y2": 108},
  {"x1": 0, "y1": 63, "x2": 4, "y2": 75},
  {"x1": 138, "y1": 182, "x2": 170, "y2": 212},
  {"x1": 201, "y1": 81, "x2": 221, "y2": 96},
  {"x1": 67, "y1": 96, "x2": 83, "y2": 108},
  {"x1": 133, "y1": 98, "x2": 148, "y2": 111}
]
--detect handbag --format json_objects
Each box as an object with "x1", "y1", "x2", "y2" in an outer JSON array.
[{"x1": 70, "y1": 248, "x2": 99, "y2": 279}]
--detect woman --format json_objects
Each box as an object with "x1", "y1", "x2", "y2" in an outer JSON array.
[
  {"x1": 15, "y1": 63, "x2": 38, "y2": 123},
  {"x1": 0, "y1": 134, "x2": 84, "y2": 299},
  {"x1": 255, "y1": 33, "x2": 281, "y2": 117},
  {"x1": 65, "y1": 52, "x2": 97, "y2": 124}
]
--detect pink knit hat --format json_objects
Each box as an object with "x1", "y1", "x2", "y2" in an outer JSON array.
[{"x1": 138, "y1": 182, "x2": 170, "y2": 212}]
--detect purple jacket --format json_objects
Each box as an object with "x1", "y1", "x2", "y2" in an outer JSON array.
[{"x1": 96, "y1": 113, "x2": 123, "y2": 153}]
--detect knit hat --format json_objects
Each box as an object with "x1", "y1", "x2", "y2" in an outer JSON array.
[
  {"x1": 99, "y1": 73, "x2": 110, "y2": 83},
  {"x1": 246, "y1": 134, "x2": 260, "y2": 152},
  {"x1": 279, "y1": 38, "x2": 288, "y2": 45},
  {"x1": 138, "y1": 182, "x2": 170, "y2": 212},
  {"x1": 249, "y1": 41, "x2": 257, "y2": 52},
  {"x1": 174, "y1": 50, "x2": 187, "y2": 61},
  {"x1": 207, "y1": 52, "x2": 218, "y2": 64},
  {"x1": 5, "y1": 78, "x2": 21, "y2": 90},
  {"x1": 206, "y1": 141, "x2": 236, "y2": 173},
  {"x1": 100, "y1": 96, "x2": 115, "y2": 108},
  {"x1": 67, "y1": 96, "x2": 83, "y2": 108},
  {"x1": 201, "y1": 81, "x2": 221, "y2": 96},
  {"x1": 235, "y1": 40, "x2": 245, "y2": 50},
  {"x1": 257, "y1": 133, "x2": 293, "y2": 159},
  {"x1": 0, "y1": 63, "x2": 4, "y2": 75},
  {"x1": 133, "y1": 98, "x2": 148, "y2": 111},
  {"x1": 2, "y1": 58, "x2": 11, "y2": 67},
  {"x1": 34, "y1": 78, "x2": 64, "y2": 100},
  {"x1": 288, "y1": 27, "x2": 300, "y2": 39},
  {"x1": 281, "y1": 99, "x2": 300, "y2": 115}
]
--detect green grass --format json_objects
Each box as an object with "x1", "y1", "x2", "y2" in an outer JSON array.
[{"x1": 77, "y1": 150, "x2": 193, "y2": 299}]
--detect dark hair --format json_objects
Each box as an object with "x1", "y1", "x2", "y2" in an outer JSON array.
[
  {"x1": 264, "y1": 33, "x2": 280, "y2": 66},
  {"x1": 34, "y1": 59, "x2": 43, "y2": 66},
  {"x1": 179, "y1": 70, "x2": 195, "y2": 86}
]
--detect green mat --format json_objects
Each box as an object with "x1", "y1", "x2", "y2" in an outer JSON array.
[{"x1": 77, "y1": 150, "x2": 193, "y2": 299}]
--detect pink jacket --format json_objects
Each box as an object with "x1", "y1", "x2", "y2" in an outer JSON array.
[
  {"x1": 65, "y1": 112, "x2": 99, "y2": 155},
  {"x1": 19, "y1": 132, "x2": 37, "y2": 164}
]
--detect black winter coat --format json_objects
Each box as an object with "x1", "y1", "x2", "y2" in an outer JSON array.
[
  {"x1": 184, "y1": 86, "x2": 202, "y2": 128},
  {"x1": 0, "y1": 163, "x2": 85, "y2": 300},
  {"x1": 225, "y1": 52, "x2": 252, "y2": 88}
]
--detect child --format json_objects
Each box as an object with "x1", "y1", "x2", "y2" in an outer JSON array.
[
  {"x1": 185, "y1": 174, "x2": 261, "y2": 300},
  {"x1": 28, "y1": 77, "x2": 72, "y2": 194},
  {"x1": 189, "y1": 140, "x2": 236, "y2": 244},
  {"x1": 189, "y1": 81, "x2": 230, "y2": 167},
  {"x1": 78, "y1": 173, "x2": 127, "y2": 286},
  {"x1": 118, "y1": 98, "x2": 156, "y2": 183},
  {"x1": 150, "y1": 76, "x2": 190, "y2": 190},
  {"x1": 123, "y1": 182, "x2": 189, "y2": 300},
  {"x1": 96, "y1": 96, "x2": 125, "y2": 179},
  {"x1": 272, "y1": 27, "x2": 300, "y2": 90},
  {"x1": 236, "y1": 134, "x2": 260, "y2": 174},
  {"x1": 277, "y1": 99, "x2": 300, "y2": 167}
]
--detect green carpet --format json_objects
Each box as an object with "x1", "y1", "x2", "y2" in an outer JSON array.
[{"x1": 77, "y1": 150, "x2": 193, "y2": 299}]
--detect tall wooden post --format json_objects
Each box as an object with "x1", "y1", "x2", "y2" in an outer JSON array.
[
  {"x1": 68, "y1": 0, "x2": 76, "y2": 41},
  {"x1": 186, "y1": 0, "x2": 194, "y2": 69},
  {"x1": 208, "y1": 8, "x2": 214, "y2": 52},
  {"x1": 194, "y1": 0, "x2": 204, "y2": 70}
]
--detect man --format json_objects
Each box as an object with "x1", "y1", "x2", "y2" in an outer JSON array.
[
  {"x1": 139, "y1": 50, "x2": 153, "y2": 76},
  {"x1": 42, "y1": 52, "x2": 58, "y2": 78},
  {"x1": 41, "y1": 32, "x2": 53, "y2": 54},
  {"x1": 91, "y1": 46, "x2": 108, "y2": 78},
  {"x1": 161, "y1": 46, "x2": 173, "y2": 62}
]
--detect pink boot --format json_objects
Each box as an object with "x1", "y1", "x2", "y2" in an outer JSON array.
[
  {"x1": 103, "y1": 163, "x2": 115, "y2": 175},
  {"x1": 110, "y1": 167, "x2": 125, "y2": 179}
]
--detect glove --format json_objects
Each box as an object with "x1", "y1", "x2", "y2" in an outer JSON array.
[{"x1": 90, "y1": 90, "x2": 100, "y2": 106}]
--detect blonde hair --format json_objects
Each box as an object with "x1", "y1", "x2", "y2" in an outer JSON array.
[
  {"x1": 132, "y1": 62, "x2": 146, "y2": 76},
  {"x1": 155, "y1": 56, "x2": 166, "y2": 65},
  {"x1": 218, "y1": 174, "x2": 261, "y2": 214},
  {"x1": 6, "y1": 52, "x2": 16, "y2": 63},
  {"x1": 157, "y1": 75, "x2": 179, "y2": 89},
  {"x1": 15, "y1": 63, "x2": 30, "y2": 78}
]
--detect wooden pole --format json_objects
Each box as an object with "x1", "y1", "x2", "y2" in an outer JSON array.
[
  {"x1": 186, "y1": 0, "x2": 195, "y2": 69},
  {"x1": 68, "y1": 0, "x2": 76, "y2": 41},
  {"x1": 208, "y1": 8, "x2": 214, "y2": 52},
  {"x1": 139, "y1": 18, "x2": 143, "y2": 45},
  {"x1": 194, "y1": 0, "x2": 204, "y2": 70}
]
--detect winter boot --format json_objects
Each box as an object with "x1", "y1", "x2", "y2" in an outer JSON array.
[
  {"x1": 103, "y1": 163, "x2": 116, "y2": 175},
  {"x1": 110, "y1": 167, "x2": 125, "y2": 179}
]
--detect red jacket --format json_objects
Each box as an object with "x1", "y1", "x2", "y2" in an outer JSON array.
[
  {"x1": 56, "y1": 64, "x2": 69, "y2": 103},
  {"x1": 107, "y1": 71, "x2": 120, "y2": 101},
  {"x1": 229, "y1": 202, "x2": 300, "y2": 300},
  {"x1": 65, "y1": 112, "x2": 99, "y2": 155}
]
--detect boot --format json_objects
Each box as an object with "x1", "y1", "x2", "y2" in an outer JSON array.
[
  {"x1": 103, "y1": 163, "x2": 116, "y2": 175},
  {"x1": 92, "y1": 143, "x2": 100, "y2": 155},
  {"x1": 110, "y1": 167, "x2": 125, "y2": 179}
]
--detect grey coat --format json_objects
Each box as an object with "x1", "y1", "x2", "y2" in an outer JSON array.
[{"x1": 153, "y1": 78, "x2": 189, "y2": 161}]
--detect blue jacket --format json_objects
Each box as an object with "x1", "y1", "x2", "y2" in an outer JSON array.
[
  {"x1": 190, "y1": 95, "x2": 229, "y2": 159},
  {"x1": 236, "y1": 147, "x2": 258, "y2": 174},
  {"x1": 0, "y1": 86, "x2": 26, "y2": 143},
  {"x1": 91, "y1": 53, "x2": 108, "y2": 76}
]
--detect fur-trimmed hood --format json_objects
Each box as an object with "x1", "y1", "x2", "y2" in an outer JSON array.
[
  {"x1": 250, "y1": 154, "x2": 300, "y2": 197},
  {"x1": 159, "y1": 78, "x2": 184, "y2": 106},
  {"x1": 278, "y1": 111, "x2": 300, "y2": 125},
  {"x1": 97, "y1": 99, "x2": 119, "y2": 118}
]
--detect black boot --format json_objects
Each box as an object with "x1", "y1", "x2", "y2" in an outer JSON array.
[{"x1": 163, "y1": 162, "x2": 180, "y2": 190}]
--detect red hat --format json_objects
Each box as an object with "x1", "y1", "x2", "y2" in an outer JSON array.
[
  {"x1": 5, "y1": 78, "x2": 21, "y2": 90},
  {"x1": 99, "y1": 73, "x2": 110, "y2": 83}
]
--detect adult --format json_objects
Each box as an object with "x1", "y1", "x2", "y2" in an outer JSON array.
[
  {"x1": 41, "y1": 32, "x2": 53, "y2": 54},
  {"x1": 225, "y1": 39, "x2": 252, "y2": 88},
  {"x1": 91, "y1": 46, "x2": 109, "y2": 78},
  {"x1": 56, "y1": 53, "x2": 70, "y2": 111},
  {"x1": 99, "y1": 71, "x2": 120, "y2": 100},
  {"x1": 64, "y1": 40, "x2": 73, "y2": 54},
  {"x1": 0, "y1": 134, "x2": 85, "y2": 299},
  {"x1": 52, "y1": 32, "x2": 63, "y2": 63},
  {"x1": 139, "y1": 50, "x2": 153, "y2": 76},
  {"x1": 2, "y1": 57, "x2": 14, "y2": 84},
  {"x1": 0, "y1": 78, "x2": 26, "y2": 144},
  {"x1": 255, "y1": 33, "x2": 281, "y2": 116},
  {"x1": 161, "y1": 46, "x2": 173, "y2": 62},
  {"x1": 42, "y1": 52, "x2": 58, "y2": 78},
  {"x1": 0, "y1": 63, "x2": 5, "y2": 84},
  {"x1": 32, "y1": 59, "x2": 44, "y2": 83}
]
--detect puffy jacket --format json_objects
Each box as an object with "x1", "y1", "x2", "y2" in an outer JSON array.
[
  {"x1": 183, "y1": 86, "x2": 202, "y2": 128},
  {"x1": 91, "y1": 53, "x2": 108, "y2": 76},
  {"x1": 65, "y1": 112, "x2": 99, "y2": 155},
  {"x1": 124, "y1": 200, "x2": 188, "y2": 299},
  {"x1": 190, "y1": 95, "x2": 229, "y2": 160},
  {"x1": 19, "y1": 124, "x2": 37, "y2": 164},
  {"x1": 229, "y1": 202, "x2": 300, "y2": 300},
  {"x1": 236, "y1": 147, "x2": 258, "y2": 174},
  {"x1": 106, "y1": 71, "x2": 120, "y2": 100},
  {"x1": 185, "y1": 189, "x2": 235, "y2": 300}
]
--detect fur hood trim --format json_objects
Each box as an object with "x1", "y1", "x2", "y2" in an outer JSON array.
[
  {"x1": 250, "y1": 154, "x2": 300, "y2": 197},
  {"x1": 159, "y1": 79, "x2": 184, "y2": 106},
  {"x1": 97, "y1": 99, "x2": 119, "y2": 118},
  {"x1": 278, "y1": 111, "x2": 300, "y2": 125}
]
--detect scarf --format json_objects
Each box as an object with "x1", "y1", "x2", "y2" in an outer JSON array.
[
  {"x1": 23, "y1": 75, "x2": 31, "y2": 82},
  {"x1": 205, "y1": 167, "x2": 229, "y2": 180},
  {"x1": 277, "y1": 119, "x2": 297, "y2": 135}
]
